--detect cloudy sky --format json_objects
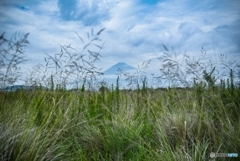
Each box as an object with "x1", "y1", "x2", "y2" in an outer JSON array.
[{"x1": 0, "y1": 0, "x2": 240, "y2": 82}]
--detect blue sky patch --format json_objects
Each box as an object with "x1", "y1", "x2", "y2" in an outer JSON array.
[
  {"x1": 140, "y1": 0, "x2": 160, "y2": 5},
  {"x1": 14, "y1": 4, "x2": 28, "y2": 11}
]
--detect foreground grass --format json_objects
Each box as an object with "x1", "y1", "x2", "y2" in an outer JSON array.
[{"x1": 0, "y1": 86, "x2": 239, "y2": 161}]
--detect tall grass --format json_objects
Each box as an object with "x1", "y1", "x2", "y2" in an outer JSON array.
[
  {"x1": 0, "y1": 32, "x2": 29, "y2": 88},
  {"x1": 0, "y1": 31, "x2": 239, "y2": 160},
  {"x1": 0, "y1": 77, "x2": 239, "y2": 160}
]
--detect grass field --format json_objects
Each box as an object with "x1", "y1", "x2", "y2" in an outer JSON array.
[
  {"x1": 1, "y1": 28, "x2": 240, "y2": 161},
  {"x1": 0, "y1": 81, "x2": 239, "y2": 161}
]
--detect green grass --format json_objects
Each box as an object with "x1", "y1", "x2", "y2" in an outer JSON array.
[{"x1": 0, "y1": 85, "x2": 239, "y2": 161}]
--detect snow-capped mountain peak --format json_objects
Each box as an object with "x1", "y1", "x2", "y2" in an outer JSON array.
[{"x1": 104, "y1": 62, "x2": 136, "y2": 75}]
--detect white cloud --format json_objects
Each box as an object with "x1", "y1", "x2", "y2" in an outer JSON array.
[{"x1": 0, "y1": 0, "x2": 239, "y2": 87}]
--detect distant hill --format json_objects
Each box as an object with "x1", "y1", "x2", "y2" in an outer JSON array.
[
  {"x1": 0, "y1": 85, "x2": 48, "y2": 92},
  {"x1": 103, "y1": 62, "x2": 136, "y2": 75}
]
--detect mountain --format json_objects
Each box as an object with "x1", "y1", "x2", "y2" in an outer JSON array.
[
  {"x1": 2, "y1": 85, "x2": 48, "y2": 92},
  {"x1": 104, "y1": 62, "x2": 136, "y2": 75}
]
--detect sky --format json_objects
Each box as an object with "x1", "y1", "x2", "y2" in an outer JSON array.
[{"x1": 0, "y1": 0, "x2": 240, "y2": 87}]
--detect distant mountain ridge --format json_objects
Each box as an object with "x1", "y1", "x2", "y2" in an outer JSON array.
[
  {"x1": 104, "y1": 62, "x2": 136, "y2": 75},
  {"x1": 0, "y1": 85, "x2": 48, "y2": 92}
]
